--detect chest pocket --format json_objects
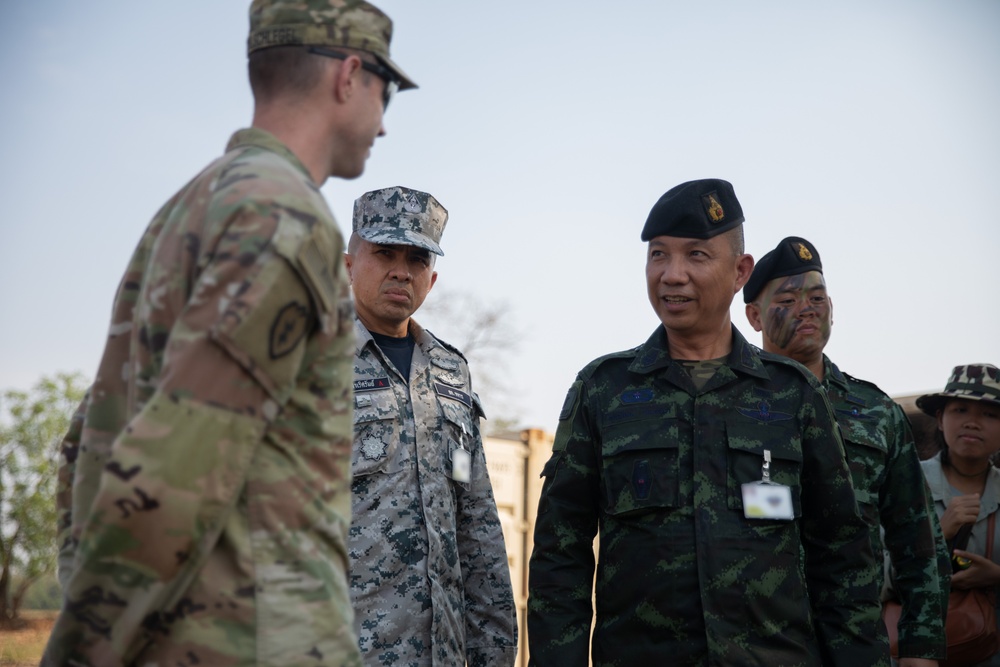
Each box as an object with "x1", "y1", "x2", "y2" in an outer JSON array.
[
  {"x1": 726, "y1": 421, "x2": 803, "y2": 520},
  {"x1": 835, "y1": 411, "x2": 887, "y2": 513},
  {"x1": 353, "y1": 389, "x2": 409, "y2": 476},
  {"x1": 599, "y1": 416, "x2": 681, "y2": 517}
]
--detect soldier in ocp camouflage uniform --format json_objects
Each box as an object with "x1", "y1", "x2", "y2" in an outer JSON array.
[
  {"x1": 45, "y1": 2, "x2": 415, "y2": 664},
  {"x1": 344, "y1": 187, "x2": 517, "y2": 666},
  {"x1": 527, "y1": 179, "x2": 888, "y2": 666},
  {"x1": 744, "y1": 236, "x2": 951, "y2": 666}
]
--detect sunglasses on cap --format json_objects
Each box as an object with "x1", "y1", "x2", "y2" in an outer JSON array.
[{"x1": 307, "y1": 46, "x2": 399, "y2": 110}]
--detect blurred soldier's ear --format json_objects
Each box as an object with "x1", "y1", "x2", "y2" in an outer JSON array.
[{"x1": 745, "y1": 302, "x2": 764, "y2": 333}]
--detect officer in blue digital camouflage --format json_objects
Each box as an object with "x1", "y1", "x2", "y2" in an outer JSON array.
[
  {"x1": 527, "y1": 179, "x2": 889, "y2": 666},
  {"x1": 345, "y1": 186, "x2": 517, "y2": 666},
  {"x1": 45, "y1": 1, "x2": 414, "y2": 664},
  {"x1": 744, "y1": 236, "x2": 951, "y2": 666}
]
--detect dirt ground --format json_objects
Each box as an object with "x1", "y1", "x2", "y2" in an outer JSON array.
[{"x1": 0, "y1": 610, "x2": 56, "y2": 666}]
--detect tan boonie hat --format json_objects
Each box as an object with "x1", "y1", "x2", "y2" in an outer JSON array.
[
  {"x1": 916, "y1": 363, "x2": 1000, "y2": 416},
  {"x1": 353, "y1": 187, "x2": 448, "y2": 256},
  {"x1": 247, "y1": 0, "x2": 417, "y2": 90}
]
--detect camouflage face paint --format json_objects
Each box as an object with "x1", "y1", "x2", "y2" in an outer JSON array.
[{"x1": 759, "y1": 271, "x2": 831, "y2": 362}]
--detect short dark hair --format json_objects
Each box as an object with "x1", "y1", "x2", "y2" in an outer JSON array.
[
  {"x1": 249, "y1": 45, "x2": 327, "y2": 101},
  {"x1": 724, "y1": 224, "x2": 745, "y2": 257}
]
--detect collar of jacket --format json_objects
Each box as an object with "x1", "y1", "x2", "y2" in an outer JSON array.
[
  {"x1": 226, "y1": 127, "x2": 316, "y2": 186},
  {"x1": 627, "y1": 324, "x2": 769, "y2": 381}
]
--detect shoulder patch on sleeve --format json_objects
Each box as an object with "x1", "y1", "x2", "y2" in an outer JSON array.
[{"x1": 559, "y1": 381, "x2": 583, "y2": 422}]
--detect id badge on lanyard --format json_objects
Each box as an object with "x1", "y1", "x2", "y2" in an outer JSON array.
[{"x1": 741, "y1": 449, "x2": 794, "y2": 520}]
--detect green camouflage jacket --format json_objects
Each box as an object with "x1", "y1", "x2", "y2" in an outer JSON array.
[
  {"x1": 45, "y1": 128, "x2": 361, "y2": 666},
  {"x1": 823, "y1": 356, "x2": 950, "y2": 660},
  {"x1": 350, "y1": 319, "x2": 517, "y2": 667},
  {"x1": 527, "y1": 326, "x2": 888, "y2": 667}
]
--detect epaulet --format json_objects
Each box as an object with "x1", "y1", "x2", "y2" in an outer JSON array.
[
  {"x1": 755, "y1": 349, "x2": 823, "y2": 389},
  {"x1": 425, "y1": 329, "x2": 468, "y2": 362},
  {"x1": 577, "y1": 346, "x2": 642, "y2": 381},
  {"x1": 842, "y1": 371, "x2": 889, "y2": 397}
]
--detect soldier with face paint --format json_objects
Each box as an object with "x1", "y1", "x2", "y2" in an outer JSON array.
[{"x1": 744, "y1": 236, "x2": 951, "y2": 667}]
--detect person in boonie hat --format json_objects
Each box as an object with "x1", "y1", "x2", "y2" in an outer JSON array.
[{"x1": 913, "y1": 363, "x2": 1000, "y2": 633}]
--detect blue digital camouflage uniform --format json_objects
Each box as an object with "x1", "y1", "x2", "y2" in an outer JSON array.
[
  {"x1": 350, "y1": 318, "x2": 517, "y2": 667},
  {"x1": 45, "y1": 128, "x2": 361, "y2": 666},
  {"x1": 823, "y1": 356, "x2": 950, "y2": 660},
  {"x1": 527, "y1": 326, "x2": 889, "y2": 667}
]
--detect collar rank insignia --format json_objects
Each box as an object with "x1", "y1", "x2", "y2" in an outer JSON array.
[
  {"x1": 737, "y1": 400, "x2": 793, "y2": 424},
  {"x1": 360, "y1": 435, "x2": 388, "y2": 462},
  {"x1": 797, "y1": 243, "x2": 813, "y2": 261},
  {"x1": 703, "y1": 192, "x2": 726, "y2": 222}
]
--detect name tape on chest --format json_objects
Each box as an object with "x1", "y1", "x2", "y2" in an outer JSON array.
[
  {"x1": 354, "y1": 377, "x2": 391, "y2": 392},
  {"x1": 435, "y1": 382, "x2": 472, "y2": 408}
]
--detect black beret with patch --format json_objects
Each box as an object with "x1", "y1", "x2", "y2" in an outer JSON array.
[
  {"x1": 641, "y1": 178, "x2": 744, "y2": 241},
  {"x1": 743, "y1": 236, "x2": 823, "y2": 304}
]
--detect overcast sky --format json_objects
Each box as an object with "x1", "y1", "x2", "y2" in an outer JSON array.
[{"x1": 1, "y1": 1, "x2": 997, "y2": 431}]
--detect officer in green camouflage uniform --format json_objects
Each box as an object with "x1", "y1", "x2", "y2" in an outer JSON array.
[
  {"x1": 527, "y1": 179, "x2": 888, "y2": 666},
  {"x1": 345, "y1": 187, "x2": 517, "y2": 666},
  {"x1": 45, "y1": 2, "x2": 415, "y2": 664},
  {"x1": 744, "y1": 236, "x2": 951, "y2": 666}
]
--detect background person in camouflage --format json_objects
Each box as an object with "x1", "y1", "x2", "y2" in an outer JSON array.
[
  {"x1": 345, "y1": 186, "x2": 517, "y2": 666},
  {"x1": 527, "y1": 179, "x2": 889, "y2": 666},
  {"x1": 44, "y1": 1, "x2": 414, "y2": 664},
  {"x1": 743, "y1": 236, "x2": 951, "y2": 666}
]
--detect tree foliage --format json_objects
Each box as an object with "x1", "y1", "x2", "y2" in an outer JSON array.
[
  {"x1": 0, "y1": 372, "x2": 86, "y2": 625},
  {"x1": 420, "y1": 290, "x2": 522, "y2": 434}
]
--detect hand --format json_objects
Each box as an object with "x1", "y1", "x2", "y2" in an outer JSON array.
[
  {"x1": 898, "y1": 658, "x2": 939, "y2": 667},
  {"x1": 950, "y1": 550, "x2": 1000, "y2": 589},
  {"x1": 940, "y1": 494, "x2": 981, "y2": 540}
]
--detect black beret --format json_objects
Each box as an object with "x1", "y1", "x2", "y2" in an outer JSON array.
[
  {"x1": 641, "y1": 178, "x2": 744, "y2": 241},
  {"x1": 743, "y1": 236, "x2": 823, "y2": 304}
]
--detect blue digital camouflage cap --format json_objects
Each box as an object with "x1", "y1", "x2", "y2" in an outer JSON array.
[
  {"x1": 641, "y1": 178, "x2": 744, "y2": 242},
  {"x1": 353, "y1": 186, "x2": 448, "y2": 255},
  {"x1": 743, "y1": 236, "x2": 823, "y2": 303}
]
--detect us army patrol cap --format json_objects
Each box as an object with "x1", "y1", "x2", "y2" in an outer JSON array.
[
  {"x1": 353, "y1": 186, "x2": 448, "y2": 256},
  {"x1": 247, "y1": 0, "x2": 417, "y2": 90},
  {"x1": 641, "y1": 178, "x2": 744, "y2": 242},
  {"x1": 916, "y1": 363, "x2": 1000, "y2": 416},
  {"x1": 742, "y1": 236, "x2": 823, "y2": 304}
]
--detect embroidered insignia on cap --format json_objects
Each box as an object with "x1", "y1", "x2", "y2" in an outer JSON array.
[
  {"x1": 796, "y1": 243, "x2": 813, "y2": 261},
  {"x1": 269, "y1": 302, "x2": 310, "y2": 359},
  {"x1": 403, "y1": 192, "x2": 422, "y2": 212},
  {"x1": 702, "y1": 192, "x2": 726, "y2": 223},
  {"x1": 360, "y1": 436, "x2": 388, "y2": 462}
]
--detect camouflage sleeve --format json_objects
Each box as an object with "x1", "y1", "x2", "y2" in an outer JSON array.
[
  {"x1": 458, "y1": 394, "x2": 518, "y2": 667},
  {"x1": 56, "y1": 391, "x2": 90, "y2": 592},
  {"x1": 44, "y1": 210, "x2": 333, "y2": 666},
  {"x1": 527, "y1": 379, "x2": 598, "y2": 667},
  {"x1": 880, "y1": 404, "x2": 949, "y2": 659},
  {"x1": 797, "y1": 387, "x2": 890, "y2": 666}
]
